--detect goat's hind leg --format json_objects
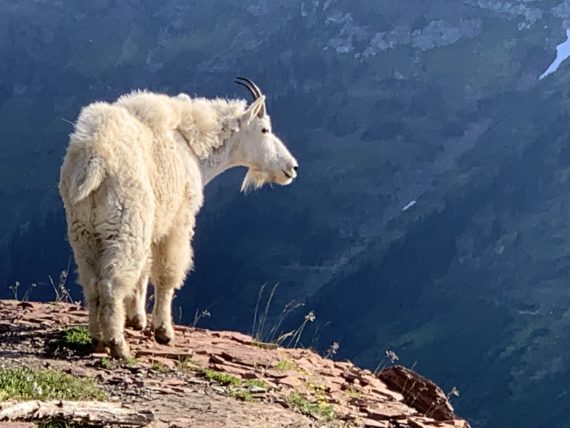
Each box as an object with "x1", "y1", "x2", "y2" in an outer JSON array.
[
  {"x1": 151, "y1": 218, "x2": 194, "y2": 345},
  {"x1": 98, "y1": 276, "x2": 130, "y2": 358},
  {"x1": 125, "y1": 264, "x2": 149, "y2": 330},
  {"x1": 66, "y1": 219, "x2": 103, "y2": 352},
  {"x1": 95, "y1": 184, "x2": 153, "y2": 358},
  {"x1": 76, "y1": 259, "x2": 106, "y2": 353},
  {"x1": 99, "y1": 238, "x2": 150, "y2": 358}
]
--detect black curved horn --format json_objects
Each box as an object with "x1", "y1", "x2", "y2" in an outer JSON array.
[
  {"x1": 240, "y1": 77, "x2": 263, "y2": 98},
  {"x1": 234, "y1": 77, "x2": 263, "y2": 100}
]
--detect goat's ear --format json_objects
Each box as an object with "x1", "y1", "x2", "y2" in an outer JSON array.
[{"x1": 242, "y1": 95, "x2": 266, "y2": 123}]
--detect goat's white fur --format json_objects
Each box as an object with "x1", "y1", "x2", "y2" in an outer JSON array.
[{"x1": 59, "y1": 89, "x2": 297, "y2": 357}]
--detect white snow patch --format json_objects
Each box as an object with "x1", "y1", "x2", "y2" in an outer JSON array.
[
  {"x1": 402, "y1": 200, "x2": 416, "y2": 212},
  {"x1": 540, "y1": 29, "x2": 570, "y2": 80}
]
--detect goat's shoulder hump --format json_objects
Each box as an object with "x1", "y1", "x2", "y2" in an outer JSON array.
[{"x1": 115, "y1": 90, "x2": 180, "y2": 130}]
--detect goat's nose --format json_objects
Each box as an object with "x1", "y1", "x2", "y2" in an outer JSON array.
[{"x1": 293, "y1": 165, "x2": 298, "y2": 172}]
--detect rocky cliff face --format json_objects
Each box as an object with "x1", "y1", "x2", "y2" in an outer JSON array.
[
  {"x1": 0, "y1": 300, "x2": 470, "y2": 427},
  {"x1": 1, "y1": 1, "x2": 570, "y2": 426}
]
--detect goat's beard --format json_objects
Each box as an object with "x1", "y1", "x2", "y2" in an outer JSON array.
[{"x1": 241, "y1": 169, "x2": 269, "y2": 193}]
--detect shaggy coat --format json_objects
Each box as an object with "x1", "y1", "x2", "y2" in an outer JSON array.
[{"x1": 59, "y1": 88, "x2": 297, "y2": 357}]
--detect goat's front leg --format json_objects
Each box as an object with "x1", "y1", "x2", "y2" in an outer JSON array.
[{"x1": 152, "y1": 285, "x2": 176, "y2": 344}]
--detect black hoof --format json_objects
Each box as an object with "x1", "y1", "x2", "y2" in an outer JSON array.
[
  {"x1": 125, "y1": 315, "x2": 146, "y2": 331},
  {"x1": 154, "y1": 325, "x2": 174, "y2": 345},
  {"x1": 92, "y1": 339, "x2": 108, "y2": 354}
]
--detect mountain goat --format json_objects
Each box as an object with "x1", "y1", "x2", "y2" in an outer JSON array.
[{"x1": 59, "y1": 78, "x2": 298, "y2": 358}]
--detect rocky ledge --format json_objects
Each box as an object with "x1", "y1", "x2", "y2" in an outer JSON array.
[{"x1": 0, "y1": 300, "x2": 470, "y2": 427}]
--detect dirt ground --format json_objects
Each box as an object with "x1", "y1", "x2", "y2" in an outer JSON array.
[{"x1": 0, "y1": 300, "x2": 470, "y2": 428}]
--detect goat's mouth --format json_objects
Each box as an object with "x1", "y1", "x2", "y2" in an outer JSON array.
[{"x1": 277, "y1": 169, "x2": 295, "y2": 186}]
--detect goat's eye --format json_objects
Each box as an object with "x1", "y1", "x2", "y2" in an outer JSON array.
[{"x1": 261, "y1": 128, "x2": 269, "y2": 134}]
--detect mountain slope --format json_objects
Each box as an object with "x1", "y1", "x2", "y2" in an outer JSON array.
[{"x1": 1, "y1": 1, "x2": 570, "y2": 426}]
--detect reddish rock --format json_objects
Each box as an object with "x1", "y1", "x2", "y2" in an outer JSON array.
[
  {"x1": 147, "y1": 356, "x2": 176, "y2": 368},
  {"x1": 379, "y1": 366, "x2": 457, "y2": 421},
  {"x1": 0, "y1": 300, "x2": 471, "y2": 428},
  {"x1": 280, "y1": 376, "x2": 303, "y2": 389},
  {"x1": 364, "y1": 401, "x2": 417, "y2": 420},
  {"x1": 135, "y1": 349, "x2": 193, "y2": 360},
  {"x1": 361, "y1": 419, "x2": 391, "y2": 428},
  {"x1": 264, "y1": 369, "x2": 290, "y2": 379},
  {"x1": 209, "y1": 364, "x2": 251, "y2": 378}
]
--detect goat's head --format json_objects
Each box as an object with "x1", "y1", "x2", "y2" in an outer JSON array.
[{"x1": 233, "y1": 77, "x2": 298, "y2": 192}]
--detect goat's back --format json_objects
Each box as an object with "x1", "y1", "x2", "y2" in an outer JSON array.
[{"x1": 60, "y1": 95, "x2": 203, "y2": 244}]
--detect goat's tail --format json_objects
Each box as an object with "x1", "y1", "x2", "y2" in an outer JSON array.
[
  {"x1": 60, "y1": 102, "x2": 113, "y2": 204},
  {"x1": 65, "y1": 156, "x2": 106, "y2": 204}
]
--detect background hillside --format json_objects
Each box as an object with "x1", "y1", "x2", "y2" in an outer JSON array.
[{"x1": 2, "y1": 1, "x2": 570, "y2": 426}]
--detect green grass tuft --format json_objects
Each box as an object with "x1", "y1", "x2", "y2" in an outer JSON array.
[
  {"x1": 124, "y1": 356, "x2": 138, "y2": 368},
  {"x1": 62, "y1": 326, "x2": 92, "y2": 347},
  {"x1": 200, "y1": 369, "x2": 269, "y2": 401},
  {"x1": 229, "y1": 389, "x2": 254, "y2": 401},
  {"x1": 38, "y1": 421, "x2": 102, "y2": 428},
  {"x1": 99, "y1": 356, "x2": 137, "y2": 369},
  {"x1": 46, "y1": 326, "x2": 92, "y2": 357},
  {"x1": 100, "y1": 356, "x2": 114, "y2": 369},
  {"x1": 151, "y1": 362, "x2": 171, "y2": 373},
  {"x1": 243, "y1": 378, "x2": 268, "y2": 389},
  {"x1": 286, "y1": 392, "x2": 335, "y2": 421},
  {"x1": 0, "y1": 367, "x2": 105, "y2": 401},
  {"x1": 275, "y1": 359, "x2": 297, "y2": 371},
  {"x1": 201, "y1": 369, "x2": 241, "y2": 386}
]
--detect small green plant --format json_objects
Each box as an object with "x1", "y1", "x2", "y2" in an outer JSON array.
[
  {"x1": 0, "y1": 367, "x2": 105, "y2": 401},
  {"x1": 151, "y1": 362, "x2": 171, "y2": 373},
  {"x1": 243, "y1": 378, "x2": 268, "y2": 389},
  {"x1": 286, "y1": 392, "x2": 335, "y2": 421},
  {"x1": 308, "y1": 382, "x2": 326, "y2": 394},
  {"x1": 201, "y1": 369, "x2": 241, "y2": 386},
  {"x1": 275, "y1": 359, "x2": 297, "y2": 371},
  {"x1": 100, "y1": 357, "x2": 116, "y2": 370},
  {"x1": 228, "y1": 380, "x2": 268, "y2": 401},
  {"x1": 200, "y1": 369, "x2": 269, "y2": 401},
  {"x1": 46, "y1": 326, "x2": 92, "y2": 357},
  {"x1": 99, "y1": 356, "x2": 137, "y2": 369},
  {"x1": 38, "y1": 421, "x2": 102, "y2": 428},
  {"x1": 308, "y1": 381, "x2": 329, "y2": 404},
  {"x1": 176, "y1": 356, "x2": 198, "y2": 372},
  {"x1": 62, "y1": 326, "x2": 92, "y2": 348},
  {"x1": 124, "y1": 356, "x2": 138, "y2": 367},
  {"x1": 345, "y1": 385, "x2": 362, "y2": 399},
  {"x1": 229, "y1": 389, "x2": 253, "y2": 401}
]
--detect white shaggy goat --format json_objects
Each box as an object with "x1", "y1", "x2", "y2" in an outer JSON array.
[{"x1": 59, "y1": 78, "x2": 298, "y2": 358}]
